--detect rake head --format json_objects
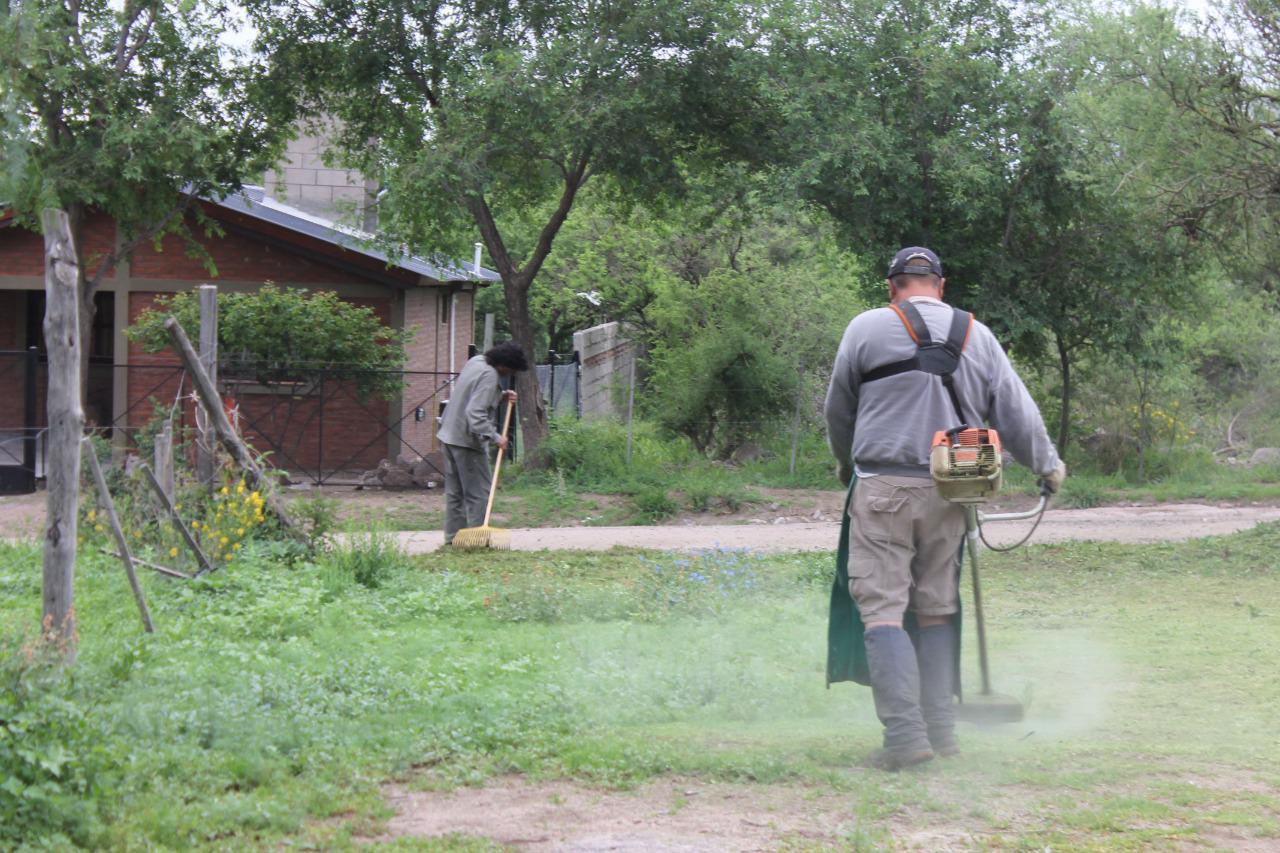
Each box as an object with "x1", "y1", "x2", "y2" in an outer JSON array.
[{"x1": 451, "y1": 524, "x2": 511, "y2": 550}]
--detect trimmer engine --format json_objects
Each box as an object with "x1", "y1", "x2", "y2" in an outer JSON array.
[{"x1": 930, "y1": 428, "x2": 1003, "y2": 504}]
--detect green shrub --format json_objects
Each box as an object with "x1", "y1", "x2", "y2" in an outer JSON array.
[
  {"x1": 1061, "y1": 480, "x2": 1105, "y2": 509},
  {"x1": 683, "y1": 479, "x2": 716, "y2": 512},
  {"x1": 319, "y1": 528, "x2": 410, "y2": 591},
  {"x1": 0, "y1": 633, "x2": 105, "y2": 848},
  {"x1": 292, "y1": 496, "x2": 340, "y2": 550},
  {"x1": 630, "y1": 486, "x2": 678, "y2": 522},
  {"x1": 539, "y1": 416, "x2": 694, "y2": 490},
  {"x1": 127, "y1": 285, "x2": 411, "y2": 400},
  {"x1": 676, "y1": 471, "x2": 758, "y2": 513}
]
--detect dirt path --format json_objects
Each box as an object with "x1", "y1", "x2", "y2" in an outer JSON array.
[
  {"x1": 398, "y1": 502, "x2": 1280, "y2": 553},
  {"x1": 374, "y1": 776, "x2": 908, "y2": 852}
]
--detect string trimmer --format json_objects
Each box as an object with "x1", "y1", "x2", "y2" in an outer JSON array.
[{"x1": 931, "y1": 427, "x2": 1052, "y2": 723}]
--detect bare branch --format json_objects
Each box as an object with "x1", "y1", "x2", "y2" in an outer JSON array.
[
  {"x1": 86, "y1": 192, "x2": 197, "y2": 295},
  {"x1": 116, "y1": 2, "x2": 160, "y2": 72},
  {"x1": 463, "y1": 194, "x2": 519, "y2": 284},
  {"x1": 516, "y1": 147, "x2": 594, "y2": 288}
]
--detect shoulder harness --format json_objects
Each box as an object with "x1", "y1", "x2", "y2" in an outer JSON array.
[{"x1": 859, "y1": 301, "x2": 974, "y2": 427}]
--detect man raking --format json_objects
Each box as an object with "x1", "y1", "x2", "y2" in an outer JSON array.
[
  {"x1": 438, "y1": 341, "x2": 529, "y2": 547},
  {"x1": 824, "y1": 247, "x2": 1066, "y2": 770}
]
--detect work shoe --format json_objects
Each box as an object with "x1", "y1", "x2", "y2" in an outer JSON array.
[
  {"x1": 868, "y1": 745, "x2": 935, "y2": 771},
  {"x1": 864, "y1": 626, "x2": 934, "y2": 769},
  {"x1": 916, "y1": 622, "x2": 959, "y2": 756}
]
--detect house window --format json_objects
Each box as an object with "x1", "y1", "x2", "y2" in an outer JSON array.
[{"x1": 439, "y1": 290, "x2": 451, "y2": 324}]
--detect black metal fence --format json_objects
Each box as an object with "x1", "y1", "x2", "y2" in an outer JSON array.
[
  {"x1": 0, "y1": 347, "x2": 587, "y2": 494},
  {"x1": 537, "y1": 349, "x2": 581, "y2": 419}
]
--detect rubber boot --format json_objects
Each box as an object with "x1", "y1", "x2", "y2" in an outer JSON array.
[
  {"x1": 916, "y1": 623, "x2": 959, "y2": 756},
  {"x1": 864, "y1": 626, "x2": 934, "y2": 770}
]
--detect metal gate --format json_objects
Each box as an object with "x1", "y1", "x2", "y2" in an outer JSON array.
[{"x1": 0, "y1": 349, "x2": 39, "y2": 495}]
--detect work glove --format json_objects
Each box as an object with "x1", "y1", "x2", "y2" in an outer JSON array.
[
  {"x1": 1041, "y1": 461, "x2": 1067, "y2": 495},
  {"x1": 837, "y1": 461, "x2": 854, "y2": 488}
]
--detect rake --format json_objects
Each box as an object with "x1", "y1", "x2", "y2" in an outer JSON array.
[{"x1": 452, "y1": 401, "x2": 514, "y2": 550}]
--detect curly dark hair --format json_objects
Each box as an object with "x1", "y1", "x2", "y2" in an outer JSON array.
[{"x1": 484, "y1": 341, "x2": 530, "y2": 372}]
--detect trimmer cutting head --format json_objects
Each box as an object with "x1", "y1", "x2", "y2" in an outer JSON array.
[{"x1": 956, "y1": 691, "x2": 1025, "y2": 724}]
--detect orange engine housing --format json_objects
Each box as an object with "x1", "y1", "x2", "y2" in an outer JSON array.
[{"x1": 929, "y1": 428, "x2": 1003, "y2": 504}]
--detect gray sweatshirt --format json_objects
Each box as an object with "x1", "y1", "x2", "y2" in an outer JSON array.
[
  {"x1": 438, "y1": 355, "x2": 504, "y2": 450},
  {"x1": 824, "y1": 297, "x2": 1060, "y2": 478}
]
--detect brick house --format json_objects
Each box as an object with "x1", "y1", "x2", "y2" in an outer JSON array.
[{"x1": 0, "y1": 185, "x2": 498, "y2": 482}]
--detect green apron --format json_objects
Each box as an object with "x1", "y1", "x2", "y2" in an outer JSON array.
[{"x1": 826, "y1": 479, "x2": 964, "y2": 695}]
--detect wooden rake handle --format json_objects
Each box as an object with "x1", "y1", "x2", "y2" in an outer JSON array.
[{"x1": 480, "y1": 399, "x2": 515, "y2": 528}]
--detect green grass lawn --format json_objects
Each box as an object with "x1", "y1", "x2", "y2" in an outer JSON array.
[{"x1": 2, "y1": 522, "x2": 1279, "y2": 850}]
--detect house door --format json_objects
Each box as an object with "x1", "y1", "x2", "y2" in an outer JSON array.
[
  {"x1": 25, "y1": 289, "x2": 116, "y2": 429},
  {"x1": 0, "y1": 348, "x2": 38, "y2": 495}
]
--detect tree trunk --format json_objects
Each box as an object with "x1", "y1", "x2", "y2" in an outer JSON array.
[
  {"x1": 41, "y1": 209, "x2": 83, "y2": 659},
  {"x1": 65, "y1": 203, "x2": 98, "y2": 417},
  {"x1": 1055, "y1": 332, "x2": 1072, "y2": 455},
  {"x1": 504, "y1": 283, "x2": 549, "y2": 464}
]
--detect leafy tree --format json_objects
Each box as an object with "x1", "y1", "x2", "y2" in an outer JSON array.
[
  {"x1": 774, "y1": 0, "x2": 1027, "y2": 306},
  {"x1": 774, "y1": 0, "x2": 1200, "y2": 451},
  {"x1": 247, "y1": 0, "x2": 779, "y2": 460},
  {"x1": 0, "y1": 0, "x2": 297, "y2": 388},
  {"x1": 640, "y1": 202, "x2": 864, "y2": 456},
  {"x1": 127, "y1": 285, "x2": 412, "y2": 400}
]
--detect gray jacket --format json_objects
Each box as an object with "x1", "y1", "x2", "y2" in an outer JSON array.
[
  {"x1": 824, "y1": 296, "x2": 1060, "y2": 478},
  {"x1": 438, "y1": 355, "x2": 504, "y2": 450}
]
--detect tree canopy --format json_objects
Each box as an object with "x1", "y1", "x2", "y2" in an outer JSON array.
[
  {"x1": 245, "y1": 0, "x2": 782, "y2": 459},
  {"x1": 1, "y1": 0, "x2": 298, "y2": 391}
]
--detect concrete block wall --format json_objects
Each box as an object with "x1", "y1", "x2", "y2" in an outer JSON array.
[
  {"x1": 573, "y1": 321, "x2": 635, "y2": 420},
  {"x1": 263, "y1": 127, "x2": 378, "y2": 227}
]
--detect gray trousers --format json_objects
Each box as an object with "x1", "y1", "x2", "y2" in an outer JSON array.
[{"x1": 442, "y1": 442, "x2": 493, "y2": 543}]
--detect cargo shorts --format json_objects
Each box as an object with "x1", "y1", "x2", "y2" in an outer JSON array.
[{"x1": 847, "y1": 474, "x2": 966, "y2": 625}]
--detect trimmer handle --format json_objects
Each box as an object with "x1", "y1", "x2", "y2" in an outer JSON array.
[{"x1": 1036, "y1": 478, "x2": 1054, "y2": 499}]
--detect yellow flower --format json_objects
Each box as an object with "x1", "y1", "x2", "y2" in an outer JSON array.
[
  {"x1": 87, "y1": 510, "x2": 96, "y2": 522},
  {"x1": 169, "y1": 547, "x2": 178, "y2": 558},
  {"x1": 224, "y1": 554, "x2": 232, "y2": 561},
  {"x1": 219, "y1": 486, "x2": 229, "y2": 496},
  {"x1": 232, "y1": 542, "x2": 241, "y2": 551},
  {"x1": 190, "y1": 520, "x2": 199, "y2": 529},
  {"x1": 236, "y1": 528, "x2": 245, "y2": 537},
  {"x1": 174, "y1": 503, "x2": 182, "y2": 511},
  {"x1": 236, "y1": 482, "x2": 245, "y2": 494},
  {"x1": 220, "y1": 536, "x2": 229, "y2": 545},
  {"x1": 94, "y1": 524, "x2": 104, "y2": 533}
]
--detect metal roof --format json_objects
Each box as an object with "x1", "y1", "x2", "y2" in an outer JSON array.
[{"x1": 212, "y1": 186, "x2": 502, "y2": 284}]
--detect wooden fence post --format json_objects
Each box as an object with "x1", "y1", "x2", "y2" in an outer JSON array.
[
  {"x1": 154, "y1": 416, "x2": 174, "y2": 503},
  {"x1": 83, "y1": 438, "x2": 153, "y2": 632},
  {"x1": 142, "y1": 464, "x2": 214, "y2": 575},
  {"x1": 196, "y1": 285, "x2": 218, "y2": 487},
  {"x1": 40, "y1": 209, "x2": 82, "y2": 657},
  {"x1": 163, "y1": 316, "x2": 303, "y2": 538}
]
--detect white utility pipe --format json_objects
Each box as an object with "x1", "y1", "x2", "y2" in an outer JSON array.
[{"x1": 449, "y1": 289, "x2": 456, "y2": 375}]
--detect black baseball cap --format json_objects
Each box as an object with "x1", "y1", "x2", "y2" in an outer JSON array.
[{"x1": 888, "y1": 246, "x2": 943, "y2": 278}]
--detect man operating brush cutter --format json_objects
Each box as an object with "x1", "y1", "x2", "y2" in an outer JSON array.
[
  {"x1": 438, "y1": 341, "x2": 529, "y2": 548},
  {"x1": 823, "y1": 247, "x2": 1066, "y2": 771}
]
